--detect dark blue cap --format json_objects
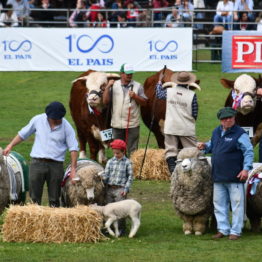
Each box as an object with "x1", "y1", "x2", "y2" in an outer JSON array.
[{"x1": 45, "y1": 101, "x2": 66, "y2": 120}]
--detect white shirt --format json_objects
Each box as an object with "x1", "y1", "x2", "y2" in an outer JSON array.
[
  {"x1": 0, "y1": 12, "x2": 19, "y2": 27},
  {"x1": 216, "y1": 1, "x2": 234, "y2": 16}
]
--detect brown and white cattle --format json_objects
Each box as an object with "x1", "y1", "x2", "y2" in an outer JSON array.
[
  {"x1": 70, "y1": 70, "x2": 120, "y2": 163},
  {"x1": 222, "y1": 74, "x2": 262, "y2": 147}
]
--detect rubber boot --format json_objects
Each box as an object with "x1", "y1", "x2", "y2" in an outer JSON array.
[{"x1": 166, "y1": 156, "x2": 177, "y2": 175}]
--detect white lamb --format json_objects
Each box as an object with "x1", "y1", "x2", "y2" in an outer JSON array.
[{"x1": 90, "y1": 199, "x2": 142, "y2": 238}]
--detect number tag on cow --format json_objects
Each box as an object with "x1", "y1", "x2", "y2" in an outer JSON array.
[
  {"x1": 242, "y1": 126, "x2": 253, "y2": 137},
  {"x1": 100, "y1": 128, "x2": 113, "y2": 141}
]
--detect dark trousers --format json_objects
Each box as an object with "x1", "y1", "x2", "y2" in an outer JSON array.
[
  {"x1": 29, "y1": 158, "x2": 64, "y2": 207},
  {"x1": 112, "y1": 127, "x2": 139, "y2": 156}
]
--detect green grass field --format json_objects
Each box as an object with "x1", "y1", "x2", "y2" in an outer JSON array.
[{"x1": 0, "y1": 64, "x2": 261, "y2": 262}]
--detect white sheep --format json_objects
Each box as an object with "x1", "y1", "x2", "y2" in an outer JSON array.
[
  {"x1": 61, "y1": 160, "x2": 105, "y2": 207},
  {"x1": 90, "y1": 199, "x2": 142, "y2": 238},
  {"x1": 170, "y1": 147, "x2": 213, "y2": 235}
]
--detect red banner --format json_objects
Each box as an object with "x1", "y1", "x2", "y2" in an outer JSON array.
[{"x1": 232, "y1": 36, "x2": 262, "y2": 69}]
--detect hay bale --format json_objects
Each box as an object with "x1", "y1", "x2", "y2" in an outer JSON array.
[
  {"x1": 2, "y1": 204, "x2": 104, "y2": 243},
  {"x1": 130, "y1": 149, "x2": 170, "y2": 181}
]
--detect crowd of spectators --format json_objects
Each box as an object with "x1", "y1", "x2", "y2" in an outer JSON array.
[{"x1": 0, "y1": 0, "x2": 262, "y2": 28}]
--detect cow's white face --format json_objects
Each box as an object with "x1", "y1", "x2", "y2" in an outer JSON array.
[
  {"x1": 233, "y1": 74, "x2": 257, "y2": 115},
  {"x1": 85, "y1": 72, "x2": 107, "y2": 108}
]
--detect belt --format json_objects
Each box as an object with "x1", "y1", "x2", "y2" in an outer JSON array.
[
  {"x1": 108, "y1": 185, "x2": 123, "y2": 189},
  {"x1": 33, "y1": 158, "x2": 63, "y2": 163}
]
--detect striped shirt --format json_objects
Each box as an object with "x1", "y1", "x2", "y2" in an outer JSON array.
[
  {"x1": 103, "y1": 156, "x2": 133, "y2": 193},
  {"x1": 155, "y1": 82, "x2": 198, "y2": 120}
]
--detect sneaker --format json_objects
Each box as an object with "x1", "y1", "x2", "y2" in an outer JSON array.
[
  {"x1": 228, "y1": 234, "x2": 240, "y2": 240},
  {"x1": 212, "y1": 232, "x2": 225, "y2": 239}
]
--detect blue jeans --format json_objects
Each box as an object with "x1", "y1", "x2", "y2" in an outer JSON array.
[
  {"x1": 214, "y1": 14, "x2": 233, "y2": 30},
  {"x1": 213, "y1": 183, "x2": 245, "y2": 236}
]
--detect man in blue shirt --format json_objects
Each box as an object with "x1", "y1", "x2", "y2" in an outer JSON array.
[
  {"x1": 3, "y1": 101, "x2": 79, "y2": 207},
  {"x1": 197, "y1": 107, "x2": 253, "y2": 240}
]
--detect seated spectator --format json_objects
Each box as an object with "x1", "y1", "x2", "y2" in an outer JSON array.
[
  {"x1": 214, "y1": 0, "x2": 234, "y2": 30},
  {"x1": 31, "y1": 0, "x2": 54, "y2": 27},
  {"x1": 116, "y1": 11, "x2": 127, "y2": 27},
  {"x1": 6, "y1": 0, "x2": 31, "y2": 26},
  {"x1": 151, "y1": 0, "x2": 169, "y2": 27},
  {"x1": 178, "y1": 0, "x2": 194, "y2": 27},
  {"x1": 164, "y1": 6, "x2": 182, "y2": 27},
  {"x1": 93, "y1": 11, "x2": 108, "y2": 27},
  {"x1": 123, "y1": 0, "x2": 140, "y2": 8},
  {"x1": 109, "y1": 0, "x2": 124, "y2": 27},
  {"x1": 137, "y1": 9, "x2": 151, "y2": 27},
  {"x1": 236, "y1": 11, "x2": 253, "y2": 30},
  {"x1": 69, "y1": 0, "x2": 87, "y2": 27},
  {"x1": 0, "y1": 4, "x2": 19, "y2": 26},
  {"x1": 233, "y1": 0, "x2": 255, "y2": 30},
  {"x1": 126, "y1": 0, "x2": 139, "y2": 27},
  {"x1": 256, "y1": 12, "x2": 262, "y2": 31},
  {"x1": 111, "y1": 0, "x2": 122, "y2": 9},
  {"x1": 85, "y1": 0, "x2": 101, "y2": 27}
]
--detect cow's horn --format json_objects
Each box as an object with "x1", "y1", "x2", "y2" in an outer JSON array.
[
  {"x1": 162, "y1": 82, "x2": 176, "y2": 89},
  {"x1": 189, "y1": 82, "x2": 201, "y2": 91},
  {"x1": 71, "y1": 76, "x2": 89, "y2": 84},
  {"x1": 106, "y1": 73, "x2": 120, "y2": 78}
]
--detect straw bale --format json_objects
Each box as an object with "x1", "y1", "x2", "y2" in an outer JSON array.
[
  {"x1": 2, "y1": 204, "x2": 105, "y2": 243},
  {"x1": 130, "y1": 149, "x2": 170, "y2": 181}
]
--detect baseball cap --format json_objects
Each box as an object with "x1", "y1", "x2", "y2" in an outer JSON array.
[
  {"x1": 45, "y1": 101, "x2": 66, "y2": 120},
  {"x1": 217, "y1": 107, "x2": 237, "y2": 120},
  {"x1": 120, "y1": 64, "x2": 134, "y2": 74}
]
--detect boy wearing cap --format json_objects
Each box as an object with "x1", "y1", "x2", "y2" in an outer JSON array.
[
  {"x1": 101, "y1": 139, "x2": 133, "y2": 202},
  {"x1": 103, "y1": 63, "x2": 147, "y2": 156},
  {"x1": 3, "y1": 101, "x2": 79, "y2": 207},
  {"x1": 156, "y1": 71, "x2": 199, "y2": 175},
  {"x1": 197, "y1": 107, "x2": 253, "y2": 240},
  {"x1": 101, "y1": 139, "x2": 133, "y2": 235}
]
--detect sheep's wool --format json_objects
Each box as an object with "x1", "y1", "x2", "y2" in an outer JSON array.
[
  {"x1": 2, "y1": 204, "x2": 104, "y2": 243},
  {"x1": 130, "y1": 149, "x2": 169, "y2": 181},
  {"x1": 171, "y1": 148, "x2": 213, "y2": 216}
]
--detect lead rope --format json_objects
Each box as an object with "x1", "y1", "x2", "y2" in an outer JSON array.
[{"x1": 125, "y1": 84, "x2": 134, "y2": 154}]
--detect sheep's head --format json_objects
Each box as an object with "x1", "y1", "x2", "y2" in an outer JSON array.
[
  {"x1": 176, "y1": 147, "x2": 206, "y2": 174},
  {"x1": 74, "y1": 166, "x2": 103, "y2": 202}
]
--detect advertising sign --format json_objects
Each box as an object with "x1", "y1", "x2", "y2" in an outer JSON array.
[
  {"x1": 222, "y1": 31, "x2": 262, "y2": 73},
  {"x1": 0, "y1": 28, "x2": 192, "y2": 71}
]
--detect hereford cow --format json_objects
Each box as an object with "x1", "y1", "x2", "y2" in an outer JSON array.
[
  {"x1": 70, "y1": 70, "x2": 120, "y2": 163},
  {"x1": 141, "y1": 68, "x2": 200, "y2": 148},
  {"x1": 222, "y1": 74, "x2": 262, "y2": 148}
]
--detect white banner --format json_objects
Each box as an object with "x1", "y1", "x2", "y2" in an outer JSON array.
[{"x1": 0, "y1": 28, "x2": 192, "y2": 71}]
